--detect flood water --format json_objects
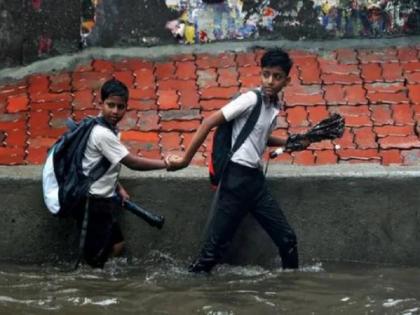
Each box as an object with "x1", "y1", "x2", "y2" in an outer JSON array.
[{"x1": 1, "y1": 253, "x2": 419, "y2": 315}]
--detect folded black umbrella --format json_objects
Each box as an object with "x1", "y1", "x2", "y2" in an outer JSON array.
[
  {"x1": 112, "y1": 195, "x2": 165, "y2": 229},
  {"x1": 270, "y1": 113, "x2": 345, "y2": 158}
]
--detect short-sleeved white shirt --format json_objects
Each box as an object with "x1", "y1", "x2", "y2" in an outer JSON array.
[
  {"x1": 82, "y1": 125, "x2": 129, "y2": 197},
  {"x1": 221, "y1": 89, "x2": 280, "y2": 168}
]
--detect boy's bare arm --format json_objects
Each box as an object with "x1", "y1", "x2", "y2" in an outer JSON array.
[
  {"x1": 267, "y1": 135, "x2": 310, "y2": 150},
  {"x1": 168, "y1": 110, "x2": 226, "y2": 171},
  {"x1": 267, "y1": 135, "x2": 287, "y2": 147},
  {"x1": 120, "y1": 153, "x2": 168, "y2": 171}
]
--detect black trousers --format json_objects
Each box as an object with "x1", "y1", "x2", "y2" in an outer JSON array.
[
  {"x1": 190, "y1": 162, "x2": 298, "y2": 272},
  {"x1": 76, "y1": 198, "x2": 124, "y2": 268}
]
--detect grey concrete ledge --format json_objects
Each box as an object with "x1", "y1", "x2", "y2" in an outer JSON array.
[
  {"x1": 1, "y1": 36, "x2": 419, "y2": 84},
  {"x1": 1, "y1": 163, "x2": 420, "y2": 180},
  {"x1": 2, "y1": 163, "x2": 420, "y2": 266}
]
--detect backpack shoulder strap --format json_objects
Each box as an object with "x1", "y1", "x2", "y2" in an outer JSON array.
[
  {"x1": 88, "y1": 158, "x2": 111, "y2": 182},
  {"x1": 231, "y1": 89, "x2": 262, "y2": 153},
  {"x1": 57, "y1": 116, "x2": 114, "y2": 183},
  {"x1": 66, "y1": 118, "x2": 78, "y2": 131},
  {"x1": 85, "y1": 117, "x2": 117, "y2": 181}
]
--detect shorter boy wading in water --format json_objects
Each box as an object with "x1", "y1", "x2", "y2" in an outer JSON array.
[
  {"x1": 77, "y1": 79, "x2": 175, "y2": 268},
  {"x1": 168, "y1": 48, "x2": 309, "y2": 273}
]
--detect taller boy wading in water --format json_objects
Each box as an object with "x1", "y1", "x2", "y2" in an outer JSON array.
[{"x1": 168, "y1": 48, "x2": 309, "y2": 273}]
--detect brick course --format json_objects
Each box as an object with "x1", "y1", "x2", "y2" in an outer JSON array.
[{"x1": 2, "y1": 46, "x2": 420, "y2": 166}]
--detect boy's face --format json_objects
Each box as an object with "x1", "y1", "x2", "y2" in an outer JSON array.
[
  {"x1": 100, "y1": 95, "x2": 127, "y2": 126},
  {"x1": 261, "y1": 66, "x2": 290, "y2": 98}
]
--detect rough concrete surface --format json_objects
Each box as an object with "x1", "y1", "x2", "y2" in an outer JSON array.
[{"x1": 1, "y1": 164, "x2": 419, "y2": 267}]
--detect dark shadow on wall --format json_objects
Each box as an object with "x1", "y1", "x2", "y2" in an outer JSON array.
[
  {"x1": 1, "y1": 0, "x2": 419, "y2": 68},
  {"x1": 0, "y1": 0, "x2": 80, "y2": 68},
  {"x1": 22, "y1": 0, "x2": 80, "y2": 64},
  {"x1": 0, "y1": 0, "x2": 24, "y2": 68},
  {"x1": 83, "y1": 0, "x2": 178, "y2": 47}
]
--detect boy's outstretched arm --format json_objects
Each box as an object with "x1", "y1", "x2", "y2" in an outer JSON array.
[
  {"x1": 267, "y1": 135, "x2": 310, "y2": 150},
  {"x1": 168, "y1": 110, "x2": 226, "y2": 171},
  {"x1": 121, "y1": 153, "x2": 169, "y2": 171},
  {"x1": 267, "y1": 135, "x2": 287, "y2": 147}
]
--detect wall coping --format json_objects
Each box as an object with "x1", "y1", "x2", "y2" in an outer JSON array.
[
  {"x1": 1, "y1": 36, "x2": 419, "y2": 84},
  {"x1": 2, "y1": 164, "x2": 420, "y2": 181}
]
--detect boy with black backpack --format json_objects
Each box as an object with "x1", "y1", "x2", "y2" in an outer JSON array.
[
  {"x1": 168, "y1": 48, "x2": 309, "y2": 273},
  {"x1": 71, "y1": 79, "x2": 172, "y2": 268}
]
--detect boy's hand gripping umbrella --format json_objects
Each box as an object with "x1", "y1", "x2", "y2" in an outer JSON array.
[
  {"x1": 112, "y1": 195, "x2": 165, "y2": 229},
  {"x1": 266, "y1": 114, "x2": 345, "y2": 173}
]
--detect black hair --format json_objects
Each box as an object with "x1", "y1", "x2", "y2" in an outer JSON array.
[
  {"x1": 260, "y1": 48, "x2": 293, "y2": 75},
  {"x1": 100, "y1": 79, "x2": 129, "y2": 102}
]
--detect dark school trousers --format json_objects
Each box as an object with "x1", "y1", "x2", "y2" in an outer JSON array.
[
  {"x1": 76, "y1": 197, "x2": 124, "y2": 268},
  {"x1": 190, "y1": 161, "x2": 299, "y2": 273}
]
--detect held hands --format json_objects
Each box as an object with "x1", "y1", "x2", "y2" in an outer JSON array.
[{"x1": 164, "y1": 154, "x2": 188, "y2": 171}]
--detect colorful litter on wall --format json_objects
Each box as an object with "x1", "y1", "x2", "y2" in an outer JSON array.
[
  {"x1": 312, "y1": 0, "x2": 420, "y2": 38},
  {"x1": 164, "y1": 0, "x2": 278, "y2": 43},
  {"x1": 81, "y1": 0, "x2": 100, "y2": 46},
  {"x1": 80, "y1": 0, "x2": 420, "y2": 46}
]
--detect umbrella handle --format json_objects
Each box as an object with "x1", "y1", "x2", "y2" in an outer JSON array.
[
  {"x1": 269, "y1": 147, "x2": 284, "y2": 159},
  {"x1": 112, "y1": 195, "x2": 165, "y2": 229}
]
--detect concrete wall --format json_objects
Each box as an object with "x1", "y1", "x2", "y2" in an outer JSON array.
[
  {"x1": 0, "y1": 0, "x2": 80, "y2": 68},
  {"x1": 1, "y1": 164, "x2": 420, "y2": 267},
  {"x1": 1, "y1": 0, "x2": 419, "y2": 67},
  {"x1": 0, "y1": 0, "x2": 25, "y2": 67}
]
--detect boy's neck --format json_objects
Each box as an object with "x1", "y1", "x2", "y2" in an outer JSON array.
[
  {"x1": 261, "y1": 90, "x2": 279, "y2": 105},
  {"x1": 96, "y1": 115, "x2": 119, "y2": 134}
]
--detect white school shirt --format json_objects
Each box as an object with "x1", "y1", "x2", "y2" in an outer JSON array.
[
  {"x1": 82, "y1": 125, "x2": 129, "y2": 197},
  {"x1": 221, "y1": 89, "x2": 280, "y2": 169}
]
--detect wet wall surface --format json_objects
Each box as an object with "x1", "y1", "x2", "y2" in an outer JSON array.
[
  {"x1": 1, "y1": 165, "x2": 419, "y2": 267},
  {"x1": 1, "y1": 0, "x2": 419, "y2": 67},
  {"x1": 0, "y1": 0, "x2": 80, "y2": 68},
  {"x1": 0, "y1": 0, "x2": 25, "y2": 67}
]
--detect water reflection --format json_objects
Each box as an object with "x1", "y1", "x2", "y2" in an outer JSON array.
[{"x1": 0, "y1": 254, "x2": 419, "y2": 315}]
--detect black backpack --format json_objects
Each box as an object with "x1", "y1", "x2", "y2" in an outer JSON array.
[
  {"x1": 209, "y1": 90, "x2": 262, "y2": 187},
  {"x1": 42, "y1": 116, "x2": 115, "y2": 218}
]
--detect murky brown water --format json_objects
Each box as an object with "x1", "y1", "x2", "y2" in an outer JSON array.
[{"x1": 0, "y1": 252, "x2": 419, "y2": 315}]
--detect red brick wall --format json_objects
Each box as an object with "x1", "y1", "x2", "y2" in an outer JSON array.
[{"x1": 1, "y1": 47, "x2": 420, "y2": 166}]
